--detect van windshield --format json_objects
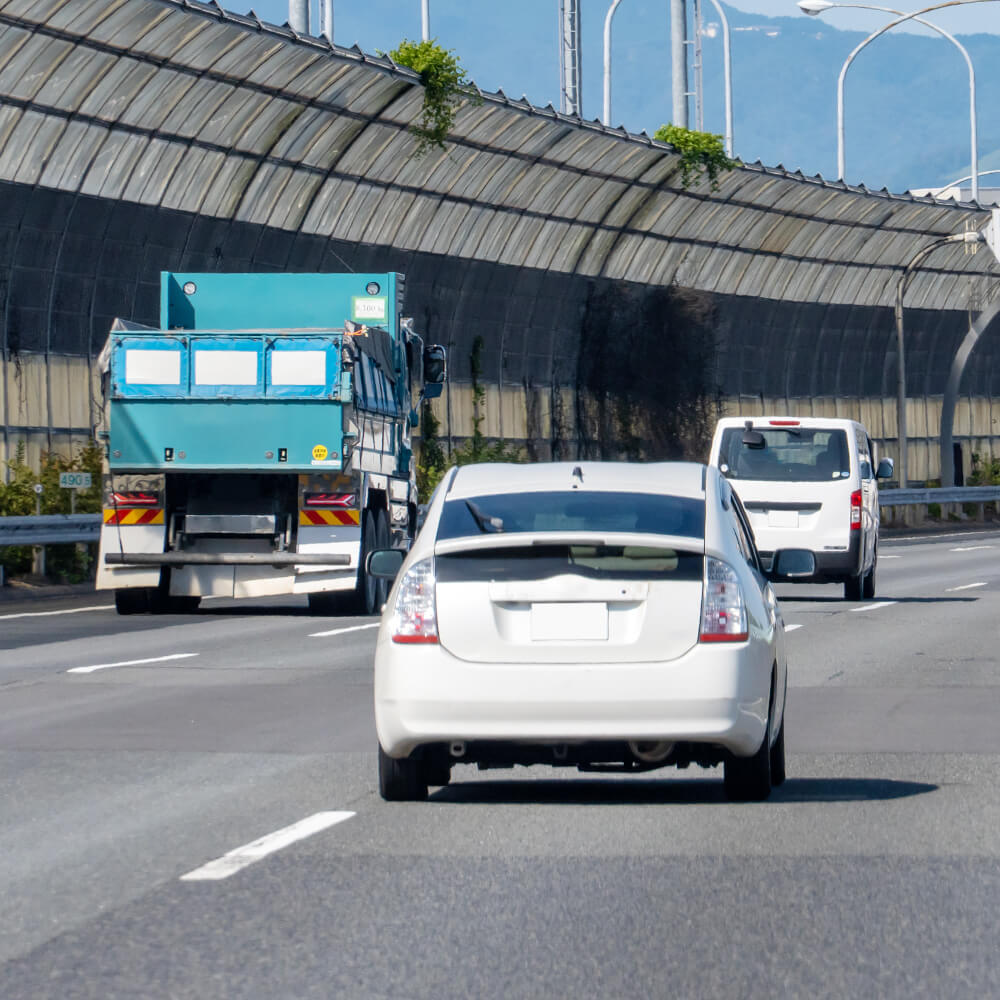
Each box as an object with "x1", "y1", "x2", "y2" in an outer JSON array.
[{"x1": 718, "y1": 427, "x2": 851, "y2": 482}]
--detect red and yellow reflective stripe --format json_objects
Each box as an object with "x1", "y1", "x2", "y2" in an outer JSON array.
[
  {"x1": 299, "y1": 509, "x2": 360, "y2": 527},
  {"x1": 103, "y1": 508, "x2": 164, "y2": 525}
]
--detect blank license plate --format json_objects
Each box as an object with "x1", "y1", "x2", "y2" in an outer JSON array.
[
  {"x1": 768, "y1": 509, "x2": 799, "y2": 528},
  {"x1": 530, "y1": 602, "x2": 608, "y2": 641}
]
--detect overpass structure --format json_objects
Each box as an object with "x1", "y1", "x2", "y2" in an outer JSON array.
[{"x1": 0, "y1": 0, "x2": 998, "y2": 481}]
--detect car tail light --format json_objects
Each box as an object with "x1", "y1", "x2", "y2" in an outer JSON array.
[
  {"x1": 850, "y1": 490, "x2": 862, "y2": 530},
  {"x1": 390, "y1": 557, "x2": 438, "y2": 644},
  {"x1": 700, "y1": 557, "x2": 748, "y2": 643}
]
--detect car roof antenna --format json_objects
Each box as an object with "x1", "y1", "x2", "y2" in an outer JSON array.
[{"x1": 572, "y1": 465, "x2": 584, "y2": 483}]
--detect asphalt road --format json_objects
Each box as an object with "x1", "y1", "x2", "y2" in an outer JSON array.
[{"x1": 1, "y1": 529, "x2": 998, "y2": 998}]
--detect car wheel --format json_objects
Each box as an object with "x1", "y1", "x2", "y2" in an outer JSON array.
[
  {"x1": 724, "y1": 680, "x2": 773, "y2": 801},
  {"x1": 769, "y1": 715, "x2": 786, "y2": 787},
  {"x1": 378, "y1": 745, "x2": 429, "y2": 801},
  {"x1": 862, "y1": 550, "x2": 876, "y2": 599},
  {"x1": 843, "y1": 570, "x2": 863, "y2": 600}
]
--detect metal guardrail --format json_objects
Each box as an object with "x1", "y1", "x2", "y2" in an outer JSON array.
[
  {"x1": 2, "y1": 489, "x2": 998, "y2": 549},
  {"x1": 0, "y1": 514, "x2": 101, "y2": 547},
  {"x1": 879, "y1": 486, "x2": 1000, "y2": 506}
]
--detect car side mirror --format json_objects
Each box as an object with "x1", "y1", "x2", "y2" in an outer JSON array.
[
  {"x1": 366, "y1": 548, "x2": 404, "y2": 581},
  {"x1": 876, "y1": 457, "x2": 894, "y2": 480},
  {"x1": 767, "y1": 548, "x2": 816, "y2": 581}
]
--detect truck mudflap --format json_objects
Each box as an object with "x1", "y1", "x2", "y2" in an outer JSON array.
[{"x1": 104, "y1": 552, "x2": 350, "y2": 566}]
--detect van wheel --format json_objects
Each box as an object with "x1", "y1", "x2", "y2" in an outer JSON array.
[
  {"x1": 862, "y1": 552, "x2": 876, "y2": 599},
  {"x1": 844, "y1": 571, "x2": 863, "y2": 600}
]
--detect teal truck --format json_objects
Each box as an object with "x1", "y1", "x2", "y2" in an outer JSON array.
[{"x1": 96, "y1": 272, "x2": 445, "y2": 615}]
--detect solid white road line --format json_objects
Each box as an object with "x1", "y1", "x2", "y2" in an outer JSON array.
[
  {"x1": 851, "y1": 601, "x2": 898, "y2": 613},
  {"x1": 880, "y1": 555, "x2": 901, "y2": 560},
  {"x1": 309, "y1": 622, "x2": 380, "y2": 638},
  {"x1": 0, "y1": 604, "x2": 114, "y2": 621},
  {"x1": 950, "y1": 545, "x2": 994, "y2": 552},
  {"x1": 67, "y1": 652, "x2": 199, "y2": 675},
  {"x1": 180, "y1": 811, "x2": 355, "y2": 882},
  {"x1": 946, "y1": 582, "x2": 988, "y2": 592},
  {"x1": 784, "y1": 624, "x2": 803, "y2": 632}
]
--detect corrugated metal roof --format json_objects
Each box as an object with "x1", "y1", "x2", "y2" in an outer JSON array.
[{"x1": 0, "y1": 0, "x2": 996, "y2": 313}]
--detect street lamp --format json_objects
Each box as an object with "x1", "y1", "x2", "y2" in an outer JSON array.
[
  {"x1": 894, "y1": 231, "x2": 982, "y2": 488},
  {"x1": 797, "y1": 0, "x2": 982, "y2": 202},
  {"x1": 603, "y1": 0, "x2": 734, "y2": 156},
  {"x1": 931, "y1": 169, "x2": 1000, "y2": 199}
]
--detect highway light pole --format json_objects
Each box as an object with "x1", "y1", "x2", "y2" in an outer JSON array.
[
  {"x1": 894, "y1": 231, "x2": 982, "y2": 488},
  {"x1": 604, "y1": 0, "x2": 732, "y2": 154},
  {"x1": 798, "y1": 0, "x2": 991, "y2": 201},
  {"x1": 421, "y1": 0, "x2": 430, "y2": 41}
]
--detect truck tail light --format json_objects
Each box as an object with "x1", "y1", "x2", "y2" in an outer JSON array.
[
  {"x1": 850, "y1": 490, "x2": 862, "y2": 530},
  {"x1": 699, "y1": 557, "x2": 748, "y2": 643},
  {"x1": 111, "y1": 492, "x2": 159, "y2": 507},
  {"x1": 304, "y1": 493, "x2": 356, "y2": 507},
  {"x1": 390, "y1": 557, "x2": 439, "y2": 644}
]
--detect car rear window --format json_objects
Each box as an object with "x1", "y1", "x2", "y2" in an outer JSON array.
[
  {"x1": 436, "y1": 491, "x2": 705, "y2": 541},
  {"x1": 437, "y1": 545, "x2": 704, "y2": 582},
  {"x1": 718, "y1": 427, "x2": 850, "y2": 482}
]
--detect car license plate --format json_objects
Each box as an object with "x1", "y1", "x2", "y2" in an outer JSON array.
[
  {"x1": 768, "y1": 509, "x2": 799, "y2": 528},
  {"x1": 530, "y1": 602, "x2": 608, "y2": 641}
]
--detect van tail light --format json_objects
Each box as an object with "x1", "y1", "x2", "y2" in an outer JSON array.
[
  {"x1": 700, "y1": 557, "x2": 748, "y2": 643},
  {"x1": 850, "y1": 490, "x2": 862, "y2": 530},
  {"x1": 390, "y1": 557, "x2": 439, "y2": 644}
]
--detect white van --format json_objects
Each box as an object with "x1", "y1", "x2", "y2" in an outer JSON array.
[{"x1": 708, "y1": 417, "x2": 893, "y2": 599}]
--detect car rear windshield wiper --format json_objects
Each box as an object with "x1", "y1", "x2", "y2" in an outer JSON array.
[{"x1": 466, "y1": 499, "x2": 504, "y2": 533}]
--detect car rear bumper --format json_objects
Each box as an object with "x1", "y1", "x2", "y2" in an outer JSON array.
[{"x1": 374, "y1": 634, "x2": 773, "y2": 759}]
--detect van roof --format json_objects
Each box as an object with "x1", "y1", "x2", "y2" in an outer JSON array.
[{"x1": 714, "y1": 416, "x2": 865, "y2": 431}]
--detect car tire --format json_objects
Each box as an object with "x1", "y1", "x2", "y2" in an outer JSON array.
[
  {"x1": 843, "y1": 570, "x2": 863, "y2": 600},
  {"x1": 378, "y1": 745, "x2": 429, "y2": 801},
  {"x1": 769, "y1": 715, "x2": 786, "y2": 787},
  {"x1": 724, "y1": 682, "x2": 773, "y2": 802}
]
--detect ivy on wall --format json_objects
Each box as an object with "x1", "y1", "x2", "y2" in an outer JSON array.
[{"x1": 654, "y1": 124, "x2": 737, "y2": 190}]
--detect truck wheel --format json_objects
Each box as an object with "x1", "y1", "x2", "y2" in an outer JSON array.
[
  {"x1": 114, "y1": 588, "x2": 150, "y2": 615},
  {"x1": 359, "y1": 509, "x2": 379, "y2": 615},
  {"x1": 374, "y1": 509, "x2": 390, "y2": 611}
]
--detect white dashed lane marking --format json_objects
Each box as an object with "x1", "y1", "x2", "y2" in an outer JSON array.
[
  {"x1": 180, "y1": 811, "x2": 355, "y2": 882},
  {"x1": 0, "y1": 604, "x2": 114, "y2": 621},
  {"x1": 950, "y1": 545, "x2": 994, "y2": 552},
  {"x1": 946, "y1": 582, "x2": 988, "y2": 592},
  {"x1": 784, "y1": 624, "x2": 803, "y2": 632},
  {"x1": 67, "y1": 653, "x2": 199, "y2": 675},
  {"x1": 309, "y1": 623, "x2": 380, "y2": 638},
  {"x1": 851, "y1": 601, "x2": 898, "y2": 613}
]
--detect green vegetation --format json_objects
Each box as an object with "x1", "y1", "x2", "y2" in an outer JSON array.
[
  {"x1": 653, "y1": 124, "x2": 737, "y2": 190},
  {"x1": 387, "y1": 39, "x2": 477, "y2": 156},
  {"x1": 416, "y1": 336, "x2": 523, "y2": 501},
  {"x1": 0, "y1": 442, "x2": 102, "y2": 582}
]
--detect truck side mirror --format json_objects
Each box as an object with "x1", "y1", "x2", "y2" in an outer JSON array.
[{"x1": 423, "y1": 345, "x2": 447, "y2": 384}]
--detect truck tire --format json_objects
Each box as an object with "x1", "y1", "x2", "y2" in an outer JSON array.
[
  {"x1": 308, "y1": 509, "x2": 379, "y2": 617},
  {"x1": 114, "y1": 588, "x2": 150, "y2": 615},
  {"x1": 374, "y1": 509, "x2": 390, "y2": 612}
]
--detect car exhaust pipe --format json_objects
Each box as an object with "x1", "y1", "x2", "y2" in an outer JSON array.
[
  {"x1": 449, "y1": 741, "x2": 466, "y2": 758},
  {"x1": 628, "y1": 740, "x2": 674, "y2": 764}
]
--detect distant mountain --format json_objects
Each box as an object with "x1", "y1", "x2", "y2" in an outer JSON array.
[{"x1": 587, "y1": 7, "x2": 1000, "y2": 194}]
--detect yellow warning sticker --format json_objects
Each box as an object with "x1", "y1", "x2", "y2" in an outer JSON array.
[{"x1": 311, "y1": 444, "x2": 328, "y2": 461}]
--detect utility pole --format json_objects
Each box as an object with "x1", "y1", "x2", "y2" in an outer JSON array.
[
  {"x1": 559, "y1": 0, "x2": 583, "y2": 117},
  {"x1": 670, "y1": 0, "x2": 688, "y2": 127}
]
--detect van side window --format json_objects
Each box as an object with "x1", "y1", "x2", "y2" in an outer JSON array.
[{"x1": 855, "y1": 427, "x2": 873, "y2": 480}]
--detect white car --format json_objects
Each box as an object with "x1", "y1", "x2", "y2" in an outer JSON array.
[
  {"x1": 709, "y1": 417, "x2": 893, "y2": 600},
  {"x1": 370, "y1": 462, "x2": 812, "y2": 802}
]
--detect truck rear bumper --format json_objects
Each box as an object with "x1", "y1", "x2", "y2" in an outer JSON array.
[{"x1": 104, "y1": 551, "x2": 349, "y2": 566}]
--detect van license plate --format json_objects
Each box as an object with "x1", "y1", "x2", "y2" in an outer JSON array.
[
  {"x1": 530, "y1": 602, "x2": 608, "y2": 641},
  {"x1": 768, "y1": 509, "x2": 799, "y2": 528}
]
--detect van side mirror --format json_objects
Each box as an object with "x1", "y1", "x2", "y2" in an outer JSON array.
[
  {"x1": 741, "y1": 421, "x2": 765, "y2": 450},
  {"x1": 423, "y1": 345, "x2": 447, "y2": 384},
  {"x1": 767, "y1": 548, "x2": 816, "y2": 581},
  {"x1": 876, "y1": 457, "x2": 894, "y2": 480},
  {"x1": 366, "y1": 548, "x2": 404, "y2": 581}
]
